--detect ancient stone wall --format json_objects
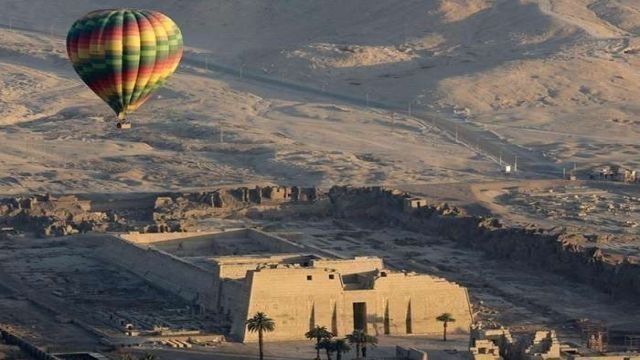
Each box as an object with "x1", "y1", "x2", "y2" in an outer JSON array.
[
  {"x1": 120, "y1": 231, "x2": 221, "y2": 244},
  {"x1": 97, "y1": 231, "x2": 473, "y2": 343},
  {"x1": 311, "y1": 257, "x2": 383, "y2": 276},
  {"x1": 98, "y1": 230, "x2": 332, "y2": 341},
  {"x1": 97, "y1": 235, "x2": 220, "y2": 311},
  {"x1": 0, "y1": 326, "x2": 60, "y2": 360},
  {"x1": 215, "y1": 255, "x2": 318, "y2": 280},
  {"x1": 121, "y1": 229, "x2": 307, "y2": 257},
  {"x1": 244, "y1": 228, "x2": 304, "y2": 252},
  {"x1": 396, "y1": 346, "x2": 428, "y2": 360},
  {"x1": 240, "y1": 267, "x2": 472, "y2": 342}
]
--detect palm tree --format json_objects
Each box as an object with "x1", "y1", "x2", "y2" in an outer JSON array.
[
  {"x1": 319, "y1": 338, "x2": 335, "y2": 360},
  {"x1": 347, "y1": 330, "x2": 364, "y2": 358},
  {"x1": 332, "y1": 338, "x2": 351, "y2": 360},
  {"x1": 346, "y1": 330, "x2": 378, "y2": 358},
  {"x1": 119, "y1": 355, "x2": 154, "y2": 360},
  {"x1": 306, "y1": 325, "x2": 334, "y2": 360},
  {"x1": 246, "y1": 312, "x2": 276, "y2": 360},
  {"x1": 436, "y1": 313, "x2": 456, "y2": 341}
]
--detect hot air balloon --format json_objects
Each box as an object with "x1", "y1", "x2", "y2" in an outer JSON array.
[{"x1": 67, "y1": 9, "x2": 183, "y2": 129}]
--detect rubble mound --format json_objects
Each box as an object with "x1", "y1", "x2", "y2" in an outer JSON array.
[{"x1": 0, "y1": 194, "x2": 109, "y2": 236}]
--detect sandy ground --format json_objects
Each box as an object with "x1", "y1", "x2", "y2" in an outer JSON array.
[
  {"x1": 0, "y1": 26, "x2": 493, "y2": 194},
  {"x1": 0, "y1": 0, "x2": 639, "y2": 193}
]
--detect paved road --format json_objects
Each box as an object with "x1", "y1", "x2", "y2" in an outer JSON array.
[
  {"x1": 182, "y1": 56, "x2": 564, "y2": 178},
  {"x1": 130, "y1": 348, "x2": 302, "y2": 360}
]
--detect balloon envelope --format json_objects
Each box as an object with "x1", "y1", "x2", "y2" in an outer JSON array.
[{"x1": 67, "y1": 9, "x2": 183, "y2": 120}]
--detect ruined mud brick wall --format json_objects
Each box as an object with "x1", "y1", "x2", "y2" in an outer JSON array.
[
  {"x1": 0, "y1": 185, "x2": 320, "y2": 237},
  {"x1": 328, "y1": 186, "x2": 640, "y2": 299},
  {"x1": 152, "y1": 186, "x2": 320, "y2": 222},
  {"x1": 0, "y1": 195, "x2": 110, "y2": 236}
]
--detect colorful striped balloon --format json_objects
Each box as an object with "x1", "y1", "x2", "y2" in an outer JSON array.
[{"x1": 67, "y1": 9, "x2": 183, "y2": 123}]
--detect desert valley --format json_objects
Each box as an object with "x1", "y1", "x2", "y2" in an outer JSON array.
[{"x1": 0, "y1": 1, "x2": 639, "y2": 360}]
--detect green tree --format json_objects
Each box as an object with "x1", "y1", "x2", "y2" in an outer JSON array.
[
  {"x1": 332, "y1": 338, "x2": 351, "y2": 360},
  {"x1": 318, "y1": 338, "x2": 335, "y2": 360},
  {"x1": 306, "y1": 325, "x2": 334, "y2": 360},
  {"x1": 346, "y1": 330, "x2": 377, "y2": 358},
  {"x1": 246, "y1": 312, "x2": 276, "y2": 360},
  {"x1": 436, "y1": 313, "x2": 456, "y2": 341}
]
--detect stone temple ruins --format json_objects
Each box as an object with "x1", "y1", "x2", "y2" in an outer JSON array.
[
  {"x1": 106, "y1": 229, "x2": 473, "y2": 342},
  {"x1": 2, "y1": 185, "x2": 640, "y2": 359}
]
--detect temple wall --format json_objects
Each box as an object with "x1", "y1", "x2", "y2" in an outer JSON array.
[
  {"x1": 311, "y1": 257, "x2": 383, "y2": 276},
  {"x1": 240, "y1": 269, "x2": 472, "y2": 342},
  {"x1": 98, "y1": 235, "x2": 220, "y2": 310},
  {"x1": 95, "y1": 233, "x2": 472, "y2": 344}
]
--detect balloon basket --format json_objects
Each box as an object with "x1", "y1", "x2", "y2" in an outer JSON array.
[{"x1": 116, "y1": 122, "x2": 131, "y2": 129}]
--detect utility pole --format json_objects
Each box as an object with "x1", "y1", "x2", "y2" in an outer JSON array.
[
  {"x1": 455, "y1": 125, "x2": 458, "y2": 143},
  {"x1": 25, "y1": 136, "x2": 30, "y2": 161},
  {"x1": 403, "y1": 21, "x2": 407, "y2": 44},
  {"x1": 499, "y1": 150, "x2": 502, "y2": 166},
  {"x1": 514, "y1": 155, "x2": 518, "y2": 173},
  {"x1": 391, "y1": 113, "x2": 396, "y2": 133}
]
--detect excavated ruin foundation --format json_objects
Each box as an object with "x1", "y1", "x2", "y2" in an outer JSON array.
[
  {"x1": 328, "y1": 186, "x2": 640, "y2": 300},
  {"x1": 0, "y1": 185, "x2": 638, "y2": 301}
]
